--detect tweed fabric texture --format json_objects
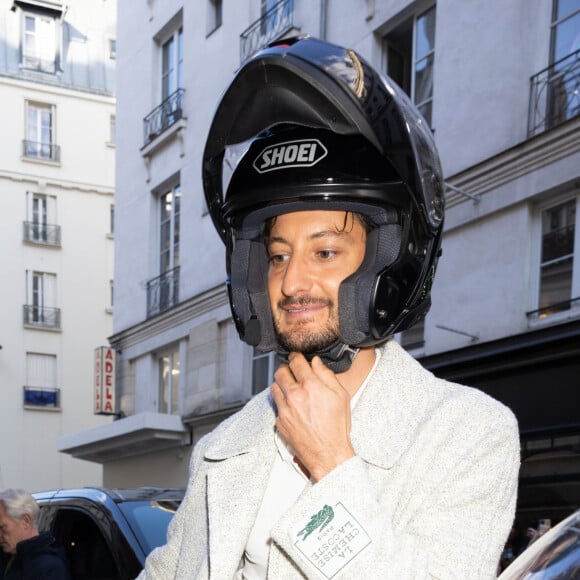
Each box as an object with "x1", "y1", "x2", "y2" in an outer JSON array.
[{"x1": 139, "y1": 340, "x2": 519, "y2": 579}]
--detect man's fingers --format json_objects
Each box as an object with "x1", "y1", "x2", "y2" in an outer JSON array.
[{"x1": 286, "y1": 352, "x2": 312, "y2": 383}]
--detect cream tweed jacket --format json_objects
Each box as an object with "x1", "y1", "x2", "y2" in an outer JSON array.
[{"x1": 139, "y1": 340, "x2": 520, "y2": 579}]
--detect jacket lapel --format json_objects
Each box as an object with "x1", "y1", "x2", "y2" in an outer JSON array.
[
  {"x1": 204, "y1": 392, "x2": 278, "y2": 578},
  {"x1": 350, "y1": 340, "x2": 429, "y2": 469}
]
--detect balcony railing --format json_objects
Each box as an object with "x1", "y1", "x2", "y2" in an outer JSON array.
[
  {"x1": 528, "y1": 48, "x2": 580, "y2": 137},
  {"x1": 240, "y1": 0, "x2": 294, "y2": 63},
  {"x1": 143, "y1": 89, "x2": 185, "y2": 146},
  {"x1": 147, "y1": 266, "x2": 180, "y2": 318},
  {"x1": 22, "y1": 140, "x2": 60, "y2": 162},
  {"x1": 23, "y1": 386, "x2": 60, "y2": 409},
  {"x1": 23, "y1": 221, "x2": 61, "y2": 246},
  {"x1": 526, "y1": 295, "x2": 580, "y2": 320},
  {"x1": 23, "y1": 304, "x2": 61, "y2": 329}
]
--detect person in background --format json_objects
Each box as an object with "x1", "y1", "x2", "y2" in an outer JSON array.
[
  {"x1": 140, "y1": 36, "x2": 520, "y2": 578},
  {"x1": 0, "y1": 488, "x2": 70, "y2": 580}
]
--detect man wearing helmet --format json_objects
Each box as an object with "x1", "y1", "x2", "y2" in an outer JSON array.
[{"x1": 140, "y1": 37, "x2": 519, "y2": 579}]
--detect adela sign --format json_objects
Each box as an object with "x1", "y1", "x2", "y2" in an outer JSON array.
[{"x1": 94, "y1": 346, "x2": 116, "y2": 415}]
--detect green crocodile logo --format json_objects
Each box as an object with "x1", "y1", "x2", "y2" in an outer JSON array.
[{"x1": 297, "y1": 504, "x2": 335, "y2": 541}]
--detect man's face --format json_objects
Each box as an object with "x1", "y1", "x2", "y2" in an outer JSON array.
[
  {"x1": 0, "y1": 503, "x2": 33, "y2": 554},
  {"x1": 267, "y1": 210, "x2": 367, "y2": 354}
]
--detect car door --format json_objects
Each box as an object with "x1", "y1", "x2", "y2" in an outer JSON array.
[{"x1": 38, "y1": 498, "x2": 141, "y2": 579}]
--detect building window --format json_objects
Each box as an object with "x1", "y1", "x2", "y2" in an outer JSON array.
[
  {"x1": 108, "y1": 38, "x2": 116, "y2": 59},
  {"x1": 147, "y1": 184, "x2": 181, "y2": 317},
  {"x1": 384, "y1": 5, "x2": 436, "y2": 125},
  {"x1": 21, "y1": 11, "x2": 58, "y2": 73},
  {"x1": 252, "y1": 348, "x2": 282, "y2": 395},
  {"x1": 160, "y1": 185, "x2": 181, "y2": 276},
  {"x1": 109, "y1": 115, "x2": 116, "y2": 145},
  {"x1": 162, "y1": 28, "x2": 183, "y2": 101},
  {"x1": 23, "y1": 192, "x2": 60, "y2": 245},
  {"x1": 24, "y1": 101, "x2": 59, "y2": 162},
  {"x1": 32, "y1": 193, "x2": 47, "y2": 240},
  {"x1": 548, "y1": 0, "x2": 580, "y2": 125},
  {"x1": 158, "y1": 348, "x2": 180, "y2": 414},
  {"x1": 240, "y1": 0, "x2": 294, "y2": 63},
  {"x1": 207, "y1": 0, "x2": 222, "y2": 35},
  {"x1": 143, "y1": 25, "x2": 184, "y2": 144},
  {"x1": 24, "y1": 270, "x2": 60, "y2": 329},
  {"x1": 109, "y1": 204, "x2": 115, "y2": 234},
  {"x1": 24, "y1": 353, "x2": 59, "y2": 409},
  {"x1": 551, "y1": 1, "x2": 580, "y2": 67},
  {"x1": 532, "y1": 197, "x2": 579, "y2": 318},
  {"x1": 260, "y1": 0, "x2": 292, "y2": 36}
]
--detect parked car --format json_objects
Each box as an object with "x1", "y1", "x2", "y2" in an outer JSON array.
[
  {"x1": 33, "y1": 487, "x2": 185, "y2": 579},
  {"x1": 499, "y1": 508, "x2": 580, "y2": 579}
]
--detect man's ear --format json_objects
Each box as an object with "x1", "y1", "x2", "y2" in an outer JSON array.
[{"x1": 21, "y1": 513, "x2": 33, "y2": 529}]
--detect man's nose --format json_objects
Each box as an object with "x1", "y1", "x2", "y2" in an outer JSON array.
[{"x1": 281, "y1": 254, "x2": 313, "y2": 296}]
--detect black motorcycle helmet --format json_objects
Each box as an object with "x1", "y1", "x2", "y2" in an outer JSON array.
[{"x1": 202, "y1": 36, "x2": 445, "y2": 372}]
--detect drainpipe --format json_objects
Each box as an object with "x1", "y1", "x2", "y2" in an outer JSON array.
[{"x1": 319, "y1": 0, "x2": 327, "y2": 40}]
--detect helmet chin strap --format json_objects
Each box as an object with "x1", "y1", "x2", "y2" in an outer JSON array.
[{"x1": 278, "y1": 340, "x2": 360, "y2": 374}]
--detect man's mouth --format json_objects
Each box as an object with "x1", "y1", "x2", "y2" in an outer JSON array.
[{"x1": 279, "y1": 297, "x2": 331, "y2": 314}]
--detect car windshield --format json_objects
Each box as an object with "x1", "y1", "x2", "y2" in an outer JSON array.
[
  {"x1": 118, "y1": 499, "x2": 181, "y2": 554},
  {"x1": 499, "y1": 510, "x2": 580, "y2": 579}
]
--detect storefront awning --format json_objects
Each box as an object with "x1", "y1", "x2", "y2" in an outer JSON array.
[{"x1": 57, "y1": 412, "x2": 191, "y2": 464}]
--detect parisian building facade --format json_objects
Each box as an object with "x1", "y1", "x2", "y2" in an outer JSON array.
[
  {"x1": 59, "y1": 0, "x2": 580, "y2": 529},
  {"x1": 0, "y1": 0, "x2": 116, "y2": 490}
]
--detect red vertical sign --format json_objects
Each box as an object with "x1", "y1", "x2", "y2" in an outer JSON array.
[{"x1": 94, "y1": 347, "x2": 116, "y2": 415}]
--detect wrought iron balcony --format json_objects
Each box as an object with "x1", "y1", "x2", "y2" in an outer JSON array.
[
  {"x1": 528, "y1": 48, "x2": 580, "y2": 137},
  {"x1": 147, "y1": 266, "x2": 180, "y2": 318},
  {"x1": 23, "y1": 304, "x2": 61, "y2": 329},
  {"x1": 22, "y1": 140, "x2": 60, "y2": 162},
  {"x1": 23, "y1": 221, "x2": 61, "y2": 246},
  {"x1": 143, "y1": 89, "x2": 185, "y2": 146},
  {"x1": 23, "y1": 386, "x2": 60, "y2": 409},
  {"x1": 240, "y1": 0, "x2": 294, "y2": 63}
]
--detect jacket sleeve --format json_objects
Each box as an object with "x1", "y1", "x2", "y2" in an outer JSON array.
[
  {"x1": 138, "y1": 437, "x2": 210, "y2": 579},
  {"x1": 271, "y1": 403, "x2": 520, "y2": 580}
]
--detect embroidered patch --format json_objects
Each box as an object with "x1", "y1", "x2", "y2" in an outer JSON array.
[{"x1": 293, "y1": 502, "x2": 371, "y2": 578}]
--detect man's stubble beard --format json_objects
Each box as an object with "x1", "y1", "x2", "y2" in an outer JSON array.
[{"x1": 274, "y1": 296, "x2": 341, "y2": 354}]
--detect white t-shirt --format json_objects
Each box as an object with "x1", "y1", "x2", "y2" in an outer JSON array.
[{"x1": 242, "y1": 349, "x2": 380, "y2": 579}]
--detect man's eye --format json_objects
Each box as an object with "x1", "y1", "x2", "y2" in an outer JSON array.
[
  {"x1": 317, "y1": 249, "x2": 336, "y2": 260},
  {"x1": 268, "y1": 254, "x2": 287, "y2": 264}
]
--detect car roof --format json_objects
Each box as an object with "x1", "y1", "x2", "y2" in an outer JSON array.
[{"x1": 33, "y1": 486, "x2": 185, "y2": 504}]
